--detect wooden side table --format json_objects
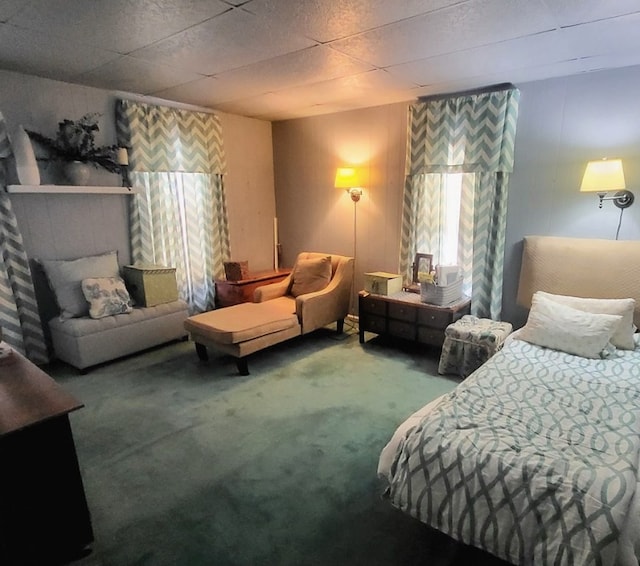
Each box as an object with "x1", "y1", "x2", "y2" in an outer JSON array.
[
  {"x1": 215, "y1": 268, "x2": 291, "y2": 307},
  {"x1": 359, "y1": 291, "x2": 471, "y2": 347},
  {"x1": 0, "y1": 348, "x2": 93, "y2": 564}
]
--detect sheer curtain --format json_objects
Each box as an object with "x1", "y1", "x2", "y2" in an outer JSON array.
[
  {"x1": 0, "y1": 112, "x2": 48, "y2": 362},
  {"x1": 399, "y1": 86, "x2": 520, "y2": 319},
  {"x1": 116, "y1": 100, "x2": 230, "y2": 313}
]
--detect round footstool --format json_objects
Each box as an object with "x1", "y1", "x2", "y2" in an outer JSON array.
[{"x1": 438, "y1": 315, "x2": 512, "y2": 378}]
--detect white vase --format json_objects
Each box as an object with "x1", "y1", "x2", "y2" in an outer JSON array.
[
  {"x1": 65, "y1": 161, "x2": 92, "y2": 185},
  {"x1": 12, "y1": 125, "x2": 40, "y2": 185}
]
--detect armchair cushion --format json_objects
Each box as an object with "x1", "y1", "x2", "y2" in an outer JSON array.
[{"x1": 290, "y1": 255, "x2": 331, "y2": 297}]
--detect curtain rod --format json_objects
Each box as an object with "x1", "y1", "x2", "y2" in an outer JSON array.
[{"x1": 417, "y1": 82, "x2": 516, "y2": 102}]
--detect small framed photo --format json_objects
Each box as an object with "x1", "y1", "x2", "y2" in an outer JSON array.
[{"x1": 412, "y1": 253, "x2": 433, "y2": 283}]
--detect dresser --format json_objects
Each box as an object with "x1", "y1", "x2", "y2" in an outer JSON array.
[
  {"x1": 215, "y1": 269, "x2": 291, "y2": 307},
  {"x1": 0, "y1": 348, "x2": 93, "y2": 565},
  {"x1": 358, "y1": 291, "x2": 470, "y2": 347}
]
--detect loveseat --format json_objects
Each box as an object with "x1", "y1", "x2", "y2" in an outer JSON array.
[{"x1": 35, "y1": 251, "x2": 188, "y2": 371}]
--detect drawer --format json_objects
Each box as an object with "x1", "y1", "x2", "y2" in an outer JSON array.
[
  {"x1": 417, "y1": 308, "x2": 452, "y2": 329},
  {"x1": 360, "y1": 313, "x2": 386, "y2": 334},
  {"x1": 417, "y1": 326, "x2": 445, "y2": 346},
  {"x1": 388, "y1": 320, "x2": 416, "y2": 341},
  {"x1": 360, "y1": 296, "x2": 388, "y2": 316},
  {"x1": 388, "y1": 302, "x2": 416, "y2": 322}
]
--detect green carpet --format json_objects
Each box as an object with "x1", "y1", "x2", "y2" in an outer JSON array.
[{"x1": 48, "y1": 327, "x2": 508, "y2": 566}]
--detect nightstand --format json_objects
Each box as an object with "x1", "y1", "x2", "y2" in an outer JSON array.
[{"x1": 358, "y1": 291, "x2": 470, "y2": 347}]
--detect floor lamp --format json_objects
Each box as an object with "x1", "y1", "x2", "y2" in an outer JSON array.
[{"x1": 335, "y1": 167, "x2": 363, "y2": 321}]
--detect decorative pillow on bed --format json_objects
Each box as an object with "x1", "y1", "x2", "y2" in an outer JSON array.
[
  {"x1": 519, "y1": 293, "x2": 622, "y2": 358},
  {"x1": 290, "y1": 256, "x2": 331, "y2": 297},
  {"x1": 536, "y1": 291, "x2": 636, "y2": 350},
  {"x1": 40, "y1": 251, "x2": 121, "y2": 320},
  {"x1": 81, "y1": 277, "x2": 133, "y2": 319}
]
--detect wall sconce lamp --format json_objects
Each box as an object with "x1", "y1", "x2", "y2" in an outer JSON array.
[
  {"x1": 580, "y1": 158, "x2": 634, "y2": 209},
  {"x1": 334, "y1": 167, "x2": 363, "y2": 202}
]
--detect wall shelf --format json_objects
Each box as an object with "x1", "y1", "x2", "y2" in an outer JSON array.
[{"x1": 6, "y1": 185, "x2": 136, "y2": 195}]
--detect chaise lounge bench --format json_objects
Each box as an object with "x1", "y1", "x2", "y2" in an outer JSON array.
[{"x1": 184, "y1": 252, "x2": 354, "y2": 375}]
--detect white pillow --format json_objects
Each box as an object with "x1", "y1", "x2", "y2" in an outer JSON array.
[
  {"x1": 519, "y1": 294, "x2": 622, "y2": 359},
  {"x1": 40, "y1": 251, "x2": 120, "y2": 319},
  {"x1": 536, "y1": 291, "x2": 636, "y2": 350}
]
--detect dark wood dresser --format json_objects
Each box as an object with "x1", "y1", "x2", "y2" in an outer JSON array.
[
  {"x1": 215, "y1": 268, "x2": 291, "y2": 307},
  {"x1": 0, "y1": 348, "x2": 93, "y2": 565},
  {"x1": 359, "y1": 291, "x2": 470, "y2": 347}
]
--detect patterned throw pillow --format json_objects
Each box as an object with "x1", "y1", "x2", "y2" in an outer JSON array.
[{"x1": 81, "y1": 277, "x2": 133, "y2": 319}]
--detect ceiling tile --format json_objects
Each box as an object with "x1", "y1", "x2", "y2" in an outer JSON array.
[
  {"x1": 188, "y1": 45, "x2": 374, "y2": 104},
  {"x1": 131, "y1": 7, "x2": 316, "y2": 76},
  {"x1": 388, "y1": 30, "x2": 573, "y2": 87},
  {"x1": 330, "y1": 0, "x2": 557, "y2": 68},
  {"x1": 0, "y1": 23, "x2": 120, "y2": 81},
  {"x1": 247, "y1": 0, "x2": 465, "y2": 43},
  {"x1": 544, "y1": 0, "x2": 640, "y2": 27},
  {"x1": 559, "y1": 13, "x2": 640, "y2": 56},
  {"x1": 152, "y1": 76, "x2": 225, "y2": 109},
  {"x1": 7, "y1": 0, "x2": 231, "y2": 54},
  {"x1": 0, "y1": 0, "x2": 25, "y2": 21},
  {"x1": 77, "y1": 56, "x2": 204, "y2": 96}
]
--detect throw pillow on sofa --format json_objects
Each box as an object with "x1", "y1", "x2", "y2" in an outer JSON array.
[
  {"x1": 290, "y1": 256, "x2": 331, "y2": 297},
  {"x1": 40, "y1": 251, "x2": 120, "y2": 320},
  {"x1": 82, "y1": 276, "x2": 133, "y2": 319}
]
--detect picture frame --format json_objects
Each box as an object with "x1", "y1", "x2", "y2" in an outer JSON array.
[{"x1": 412, "y1": 253, "x2": 433, "y2": 283}]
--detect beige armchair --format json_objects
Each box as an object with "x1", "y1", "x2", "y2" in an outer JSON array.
[{"x1": 254, "y1": 252, "x2": 354, "y2": 334}]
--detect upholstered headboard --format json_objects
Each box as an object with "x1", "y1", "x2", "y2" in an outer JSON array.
[{"x1": 517, "y1": 236, "x2": 640, "y2": 328}]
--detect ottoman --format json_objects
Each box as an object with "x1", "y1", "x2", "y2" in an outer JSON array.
[
  {"x1": 438, "y1": 315, "x2": 512, "y2": 378},
  {"x1": 184, "y1": 297, "x2": 301, "y2": 375}
]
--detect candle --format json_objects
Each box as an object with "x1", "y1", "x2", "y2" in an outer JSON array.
[
  {"x1": 117, "y1": 147, "x2": 129, "y2": 166},
  {"x1": 274, "y1": 217, "x2": 279, "y2": 271}
]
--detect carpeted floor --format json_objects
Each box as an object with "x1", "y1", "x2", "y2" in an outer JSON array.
[{"x1": 48, "y1": 325, "x2": 509, "y2": 566}]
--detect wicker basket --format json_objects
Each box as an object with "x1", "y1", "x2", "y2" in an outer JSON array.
[{"x1": 420, "y1": 278, "x2": 463, "y2": 306}]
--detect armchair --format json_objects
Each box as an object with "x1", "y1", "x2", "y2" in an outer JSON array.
[{"x1": 254, "y1": 252, "x2": 354, "y2": 334}]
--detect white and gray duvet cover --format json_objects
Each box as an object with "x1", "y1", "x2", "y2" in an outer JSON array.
[{"x1": 379, "y1": 338, "x2": 640, "y2": 566}]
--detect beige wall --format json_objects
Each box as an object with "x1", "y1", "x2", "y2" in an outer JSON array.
[{"x1": 272, "y1": 102, "x2": 408, "y2": 308}]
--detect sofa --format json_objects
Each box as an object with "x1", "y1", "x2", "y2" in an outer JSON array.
[{"x1": 34, "y1": 251, "x2": 188, "y2": 371}]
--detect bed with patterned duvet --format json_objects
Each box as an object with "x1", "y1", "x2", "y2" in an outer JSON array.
[{"x1": 378, "y1": 328, "x2": 640, "y2": 566}]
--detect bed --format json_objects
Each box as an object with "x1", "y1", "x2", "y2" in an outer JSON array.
[{"x1": 378, "y1": 236, "x2": 640, "y2": 566}]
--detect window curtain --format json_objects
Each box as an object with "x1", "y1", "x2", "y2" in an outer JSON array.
[
  {"x1": 399, "y1": 86, "x2": 520, "y2": 319},
  {"x1": 115, "y1": 100, "x2": 230, "y2": 313},
  {"x1": 0, "y1": 112, "x2": 48, "y2": 362}
]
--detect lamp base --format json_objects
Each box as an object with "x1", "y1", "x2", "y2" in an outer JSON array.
[
  {"x1": 613, "y1": 190, "x2": 634, "y2": 209},
  {"x1": 348, "y1": 187, "x2": 363, "y2": 202}
]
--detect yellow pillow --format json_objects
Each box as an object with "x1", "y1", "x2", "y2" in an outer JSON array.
[{"x1": 290, "y1": 256, "x2": 331, "y2": 297}]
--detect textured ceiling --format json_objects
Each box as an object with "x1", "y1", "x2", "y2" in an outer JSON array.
[{"x1": 1, "y1": 0, "x2": 639, "y2": 121}]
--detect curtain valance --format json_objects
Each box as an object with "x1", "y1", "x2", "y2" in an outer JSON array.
[
  {"x1": 406, "y1": 87, "x2": 520, "y2": 175},
  {"x1": 116, "y1": 99, "x2": 227, "y2": 175}
]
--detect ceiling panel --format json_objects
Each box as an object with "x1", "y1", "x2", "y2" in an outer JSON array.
[
  {"x1": 0, "y1": 0, "x2": 25, "y2": 21},
  {"x1": 160, "y1": 45, "x2": 374, "y2": 105},
  {"x1": 246, "y1": 0, "x2": 466, "y2": 42},
  {"x1": 329, "y1": 0, "x2": 557, "y2": 68},
  {"x1": 544, "y1": 0, "x2": 640, "y2": 27},
  {"x1": 6, "y1": 0, "x2": 231, "y2": 54},
  {"x1": 0, "y1": 22, "x2": 120, "y2": 81},
  {"x1": 130, "y1": 7, "x2": 316, "y2": 76},
  {"x1": 77, "y1": 55, "x2": 204, "y2": 95}
]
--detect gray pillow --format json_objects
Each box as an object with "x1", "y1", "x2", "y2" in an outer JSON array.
[{"x1": 40, "y1": 251, "x2": 120, "y2": 319}]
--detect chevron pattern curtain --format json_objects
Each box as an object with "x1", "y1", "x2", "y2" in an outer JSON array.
[
  {"x1": 116, "y1": 100, "x2": 230, "y2": 313},
  {"x1": 0, "y1": 112, "x2": 48, "y2": 362},
  {"x1": 400, "y1": 87, "x2": 520, "y2": 319}
]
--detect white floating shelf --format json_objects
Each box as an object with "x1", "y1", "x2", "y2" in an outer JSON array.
[{"x1": 6, "y1": 184, "x2": 136, "y2": 194}]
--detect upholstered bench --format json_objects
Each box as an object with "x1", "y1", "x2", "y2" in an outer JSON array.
[
  {"x1": 438, "y1": 315, "x2": 513, "y2": 378},
  {"x1": 184, "y1": 297, "x2": 301, "y2": 375}
]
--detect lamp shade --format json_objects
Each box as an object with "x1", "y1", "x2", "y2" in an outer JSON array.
[
  {"x1": 335, "y1": 167, "x2": 360, "y2": 188},
  {"x1": 580, "y1": 159, "x2": 626, "y2": 192}
]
